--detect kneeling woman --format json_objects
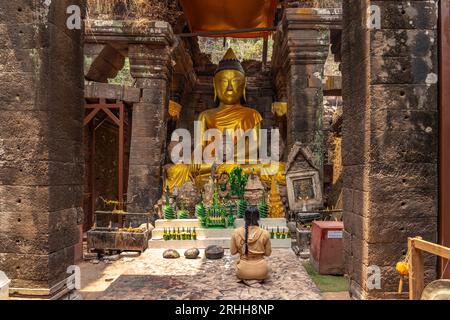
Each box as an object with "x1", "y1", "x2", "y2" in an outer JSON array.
[{"x1": 230, "y1": 207, "x2": 272, "y2": 281}]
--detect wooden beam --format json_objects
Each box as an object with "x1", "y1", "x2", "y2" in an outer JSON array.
[
  {"x1": 408, "y1": 237, "x2": 425, "y2": 300},
  {"x1": 412, "y1": 238, "x2": 450, "y2": 259},
  {"x1": 84, "y1": 108, "x2": 101, "y2": 126},
  {"x1": 101, "y1": 107, "x2": 121, "y2": 126}
]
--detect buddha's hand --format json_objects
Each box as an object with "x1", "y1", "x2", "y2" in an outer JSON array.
[{"x1": 189, "y1": 163, "x2": 202, "y2": 176}]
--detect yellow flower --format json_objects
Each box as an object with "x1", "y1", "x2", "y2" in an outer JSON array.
[{"x1": 396, "y1": 261, "x2": 409, "y2": 276}]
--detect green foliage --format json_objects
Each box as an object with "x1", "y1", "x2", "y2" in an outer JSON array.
[
  {"x1": 164, "y1": 204, "x2": 175, "y2": 220},
  {"x1": 164, "y1": 187, "x2": 175, "y2": 220},
  {"x1": 230, "y1": 167, "x2": 249, "y2": 199},
  {"x1": 198, "y1": 37, "x2": 274, "y2": 64},
  {"x1": 227, "y1": 214, "x2": 236, "y2": 228},
  {"x1": 258, "y1": 191, "x2": 268, "y2": 219},
  {"x1": 177, "y1": 208, "x2": 189, "y2": 219},
  {"x1": 205, "y1": 186, "x2": 227, "y2": 228},
  {"x1": 108, "y1": 58, "x2": 134, "y2": 86},
  {"x1": 237, "y1": 198, "x2": 247, "y2": 219},
  {"x1": 195, "y1": 193, "x2": 206, "y2": 226},
  {"x1": 195, "y1": 203, "x2": 206, "y2": 218}
]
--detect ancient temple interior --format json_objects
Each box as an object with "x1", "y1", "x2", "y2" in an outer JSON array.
[{"x1": 1, "y1": 0, "x2": 449, "y2": 301}]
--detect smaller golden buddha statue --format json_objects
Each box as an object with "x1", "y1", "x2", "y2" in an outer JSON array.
[
  {"x1": 269, "y1": 176, "x2": 285, "y2": 218},
  {"x1": 165, "y1": 48, "x2": 285, "y2": 191}
]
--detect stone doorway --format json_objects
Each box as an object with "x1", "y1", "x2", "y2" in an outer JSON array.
[{"x1": 0, "y1": 0, "x2": 445, "y2": 300}]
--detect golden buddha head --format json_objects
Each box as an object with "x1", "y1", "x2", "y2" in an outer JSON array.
[{"x1": 214, "y1": 48, "x2": 246, "y2": 105}]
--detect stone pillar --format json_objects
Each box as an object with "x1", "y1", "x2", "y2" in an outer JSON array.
[
  {"x1": 342, "y1": 1, "x2": 438, "y2": 299},
  {"x1": 0, "y1": 1, "x2": 85, "y2": 297},
  {"x1": 127, "y1": 26, "x2": 174, "y2": 213},
  {"x1": 273, "y1": 8, "x2": 341, "y2": 167}
]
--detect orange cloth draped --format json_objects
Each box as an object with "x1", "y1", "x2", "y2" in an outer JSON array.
[{"x1": 179, "y1": 0, "x2": 279, "y2": 38}]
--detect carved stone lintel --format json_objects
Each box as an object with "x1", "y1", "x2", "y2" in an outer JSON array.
[
  {"x1": 85, "y1": 20, "x2": 175, "y2": 47},
  {"x1": 129, "y1": 44, "x2": 174, "y2": 83},
  {"x1": 273, "y1": 8, "x2": 341, "y2": 71}
]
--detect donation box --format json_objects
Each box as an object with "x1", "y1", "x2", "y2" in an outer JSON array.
[{"x1": 310, "y1": 221, "x2": 344, "y2": 275}]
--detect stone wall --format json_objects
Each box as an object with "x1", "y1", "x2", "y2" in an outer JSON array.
[
  {"x1": 272, "y1": 8, "x2": 341, "y2": 172},
  {"x1": 0, "y1": 1, "x2": 85, "y2": 296},
  {"x1": 342, "y1": 0, "x2": 439, "y2": 299}
]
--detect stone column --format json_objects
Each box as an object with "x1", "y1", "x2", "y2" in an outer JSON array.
[
  {"x1": 0, "y1": 1, "x2": 85, "y2": 297},
  {"x1": 342, "y1": 1, "x2": 438, "y2": 299},
  {"x1": 273, "y1": 8, "x2": 341, "y2": 168},
  {"x1": 127, "y1": 26, "x2": 174, "y2": 213}
]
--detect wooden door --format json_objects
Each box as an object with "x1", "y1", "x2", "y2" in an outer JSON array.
[{"x1": 440, "y1": 0, "x2": 450, "y2": 279}]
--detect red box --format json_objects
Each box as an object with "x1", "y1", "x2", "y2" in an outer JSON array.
[{"x1": 310, "y1": 221, "x2": 344, "y2": 275}]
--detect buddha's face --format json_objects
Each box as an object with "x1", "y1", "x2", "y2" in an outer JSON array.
[{"x1": 214, "y1": 69, "x2": 246, "y2": 105}]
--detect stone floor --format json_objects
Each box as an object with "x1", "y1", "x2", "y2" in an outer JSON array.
[{"x1": 78, "y1": 249, "x2": 324, "y2": 300}]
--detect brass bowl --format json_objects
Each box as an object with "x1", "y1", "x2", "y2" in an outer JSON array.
[{"x1": 421, "y1": 280, "x2": 450, "y2": 300}]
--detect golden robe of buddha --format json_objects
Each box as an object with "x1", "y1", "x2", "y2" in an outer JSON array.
[{"x1": 166, "y1": 49, "x2": 285, "y2": 190}]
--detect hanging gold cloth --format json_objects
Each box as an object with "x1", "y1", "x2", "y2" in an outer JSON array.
[{"x1": 179, "y1": 0, "x2": 279, "y2": 38}]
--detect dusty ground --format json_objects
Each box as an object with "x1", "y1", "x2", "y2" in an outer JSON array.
[{"x1": 78, "y1": 249, "x2": 325, "y2": 300}]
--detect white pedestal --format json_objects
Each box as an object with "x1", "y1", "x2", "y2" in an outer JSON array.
[{"x1": 148, "y1": 218, "x2": 292, "y2": 249}]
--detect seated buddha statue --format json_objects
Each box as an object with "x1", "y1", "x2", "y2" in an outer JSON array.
[{"x1": 165, "y1": 48, "x2": 285, "y2": 191}]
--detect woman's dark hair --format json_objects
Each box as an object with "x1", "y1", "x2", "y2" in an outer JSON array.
[{"x1": 244, "y1": 207, "x2": 260, "y2": 255}]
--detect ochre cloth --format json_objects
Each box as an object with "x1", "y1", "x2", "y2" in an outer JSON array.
[
  {"x1": 198, "y1": 105, "x2": 262, "y2": 133},
  {"x1": 165, "y1": 162, "x2": 286, "y2": 191},
  {"x1": 179, "y1": 0, "x2": 279, "y2": 38},
  {"x1": 164, "y1": 103, "x2": 286, "y2": 191},
  {"x1": 230, "y1": 226, "x2": 272, "y2": 280}
]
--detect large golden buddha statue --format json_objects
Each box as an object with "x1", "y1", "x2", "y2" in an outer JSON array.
[{"x1": 166, "y1": 48, "x2": 285, "y2": 190}]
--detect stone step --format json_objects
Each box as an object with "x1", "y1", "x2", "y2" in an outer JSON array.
[{"x1": 147, "y1": 238, "x2": 292, "y2": 249}]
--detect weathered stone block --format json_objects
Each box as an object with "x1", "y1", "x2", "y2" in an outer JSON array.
[
  {"x1": 370, "y1": 56, "x2": 437, "y2": 85},
  {"x1": 0, "y1": 71, "x2": 37, "y2": 110},
  {"x1": 349, "y1": 234, "x2": 436, "y2": 267},
  {"x1": 0, "y1": 246, "x2": 75, "y2": 288},
  {"x1": 371, "y1": 29, "x2": 437, "y2": 58},
  {"x1": 0, "y1": 23, "x2": 44, "y2": 50},
  {"x1": 342, "y1": 0, "x2": 438, "y2": 300},
  {"x1": 371, "y1": 109, "x2": 436, "y2": 133},
  {"x1": 0, "y1": 1, "x2": 84, "y2": 297},
  {"x1": 0, "y1": 185, "x2": 83, "y2": 215},
  {"x1": 370, "y1": 84, "x2": 437, "y2": 112},
  {"x1": 0, "y1": 138, "x2": 84, "y2": 163},
  {"x1": 372, "y1": 1, "x2": 438, "y2": 30},
  {"x1": 0, "y1": 160, "x2": 84, "y2": 186}
]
